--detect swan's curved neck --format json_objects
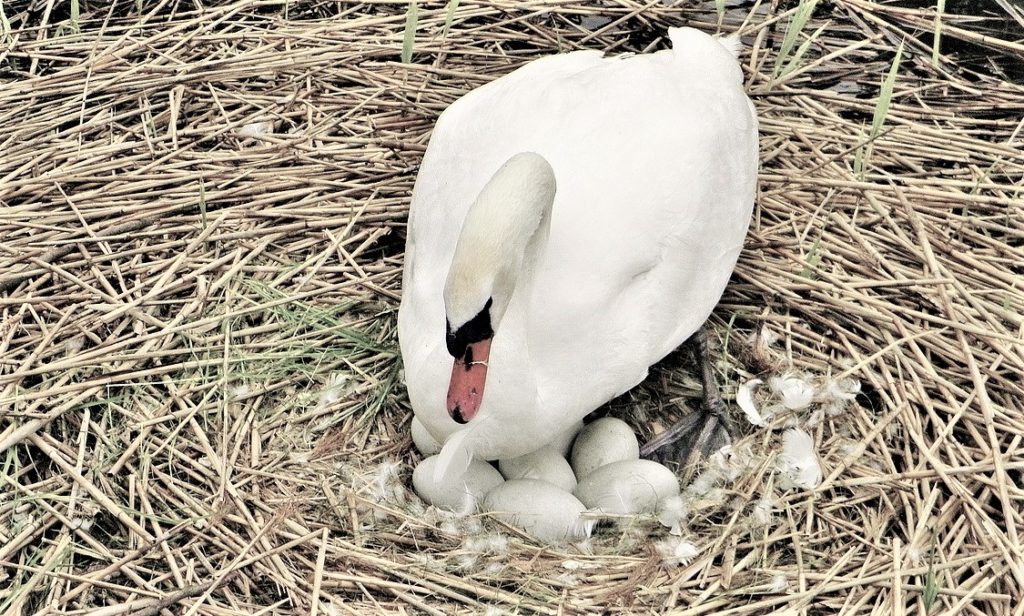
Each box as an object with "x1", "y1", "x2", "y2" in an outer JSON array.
[{"x1": 443, "y1": 152, "x2": 556, "y2": 330}]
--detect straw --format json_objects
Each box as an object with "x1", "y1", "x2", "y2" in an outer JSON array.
[{"x1": 1, "y1": 0, "x2": 1022, "y2": 613}]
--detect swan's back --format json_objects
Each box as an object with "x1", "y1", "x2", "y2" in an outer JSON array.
[{"x1": 400, "y1": 27, "x2": 758, "y2": 457}]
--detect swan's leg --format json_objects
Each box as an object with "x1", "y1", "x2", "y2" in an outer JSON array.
[{"x1": 640, "y1": 326, "x2": 733, "y2": 466}]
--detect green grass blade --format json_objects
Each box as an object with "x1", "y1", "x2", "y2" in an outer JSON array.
[
  {"x1": 779, "y1": 22, "x2": 828, "y2": 78},
  {"x1": 871, "y1": 39, "x2": 904, "y2": 139},
  {"x1": 856, "y1": 39, "x2": 903, "y2": 179},
  {"x1": 799, "y1": 233, "x2": 823, "y2": 279},
  {"x1": 443, "y1": 0, "x2": 459, "y2": 37},
  {"x1": 773, "y1": 0, "x2": 818, "y2": 78},
  {"x1": 401, "y1": 0, "x2": 418, "y2": 64},
  {"x1": 714, "y1": 0, "x2": 726, "y2": 24},
  {"x1": 923, "y1": 534, "x2": 939, "y2": 610},
  {"x1": 853, "y1": 125, "x2": 866, "y2": 179}
]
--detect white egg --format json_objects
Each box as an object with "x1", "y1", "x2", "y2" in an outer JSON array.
[
  {"x1": 411, "y1": 416, "x2": 442, "y2": 455},
  {"x1": 574, "y1": 459, "x2": 680, "y2": 514},
  {"x1": 412, "y1": 455, "x2": 503, "y2": 515},
  {"x1": 498, "y1": 446, "x2": 577, "y2": 492},
  {"x1": 570, "y1": 417, "x2": 639, "y2": 479},
  {"x1": 483, "y1": 479, "x2": 594, "y2": 543},
  {"x1": 547, "y1": 420, "x2": 584, "y2": 457}
]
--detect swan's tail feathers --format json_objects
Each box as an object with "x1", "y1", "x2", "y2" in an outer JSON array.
[
  {"x1": 714, "y1": 33, "x2": 743, "y2": 59},
  {"x1": 667, "y1": 27, "x2": 745, "y2": 82}
]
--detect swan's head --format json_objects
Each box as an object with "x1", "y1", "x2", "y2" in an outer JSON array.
[{"x1": 442, "y1": 152, "x2": 556, "y2": 424}]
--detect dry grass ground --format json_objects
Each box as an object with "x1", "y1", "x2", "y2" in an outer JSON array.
[{"x1": 1, "y1": 0, "x2": 1023, "y2": 614}]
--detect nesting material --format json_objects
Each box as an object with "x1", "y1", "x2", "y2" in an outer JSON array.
[
  {"x1": 316, "y1": 371, "x2": 350, "y2": 410},
  {"x1": 739, "y1": 373, "x2": 863, "y2": 428},
  {"x1": 570, "y1": 417, "x2": 640, "y2": 478},
  {"x1": 823, "y1": 378, "x2": 861, "y2": 402},
  {"x1": 412, "y1": 455, "x2": 504, "y2": 515},
  {"x1": 657, "y1": 495, "x2": 689, "y2": 535},
  {"x1": 1, "y1": 1, "x2": 1020, "y2": 612},
  {"x1": 821, "y1": 378, "x2": 862, "y2": 417},
  {"x1": 768, "y1": 375, "x2": 816, "y2": 410},
  {"x1": 457, "y1": 533, "x2": 510, "y2": 574},
  {"x1": 737, "y1": 378, "x2": 767, "y2": 426},
  {"x1": 574, "y1": 459, "x2": 680, "y2": 514},
  {"x1": 776, "y1": 429, "x2": 823, "y2": 490},
  {"x1": 656, "y1": 537, "x2": 702, "y2": 567},
  {"x1": 483, "y1": 480, "x2": 594, "y2": 543}
]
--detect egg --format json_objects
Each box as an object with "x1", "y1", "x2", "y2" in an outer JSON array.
[
  {"x1": 483, "y1": 479, "x2": 594, "y2": 543},
  {"x1": 574, "y1": 459, "x2": 680, "y2": 514},
  {"x1": 498, "y1": 446, "x2": 577, "y2": 492},
  {"x1": 570, "y1": 417, "x2": 639, "y2": 479},
  {"x1": 547, "y1": 420, "x2": 584, "y2": 457},
  {"x1": 410, "y1": 416, "x2": 442, "y2": 455},
  {"x1": 412, "y1": 455, "x2": 503, "y2": 514}
]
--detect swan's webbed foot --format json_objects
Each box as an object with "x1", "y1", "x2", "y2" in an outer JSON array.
[
  {"x1": 641, "y1": 326, "x2": 733, "y2": 468},
  {"x1": 640, "y1": 399, "x2": 731, "y2": 468}
]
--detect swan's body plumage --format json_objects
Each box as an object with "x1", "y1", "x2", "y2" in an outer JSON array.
[{"x1": 398, "y1": 27, "x2": 758, "y2": 464}]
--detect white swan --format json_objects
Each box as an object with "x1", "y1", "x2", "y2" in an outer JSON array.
[{"x1": 398, "y1": 27, "x2": 758, "y2": 473}]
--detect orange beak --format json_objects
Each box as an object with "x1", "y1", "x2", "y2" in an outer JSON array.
[{"x1": 446, "y1": 338, "x2": 491, "y2": 424}]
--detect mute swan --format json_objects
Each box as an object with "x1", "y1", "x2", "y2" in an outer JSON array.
[{"x1": 398, "y1": 27, "x2": 758, "y2": 475}]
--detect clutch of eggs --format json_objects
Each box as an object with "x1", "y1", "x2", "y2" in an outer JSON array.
[{"x1": 411, "y1": 416, "x2": 679, "y2": 542}]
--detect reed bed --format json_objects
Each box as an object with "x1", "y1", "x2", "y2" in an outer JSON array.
[{"x1": 1, "y1": 0, "x2": 1022, "y2": 614}]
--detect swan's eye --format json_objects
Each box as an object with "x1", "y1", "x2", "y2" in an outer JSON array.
[{"x1": 445, "y1": 297, "x2": 494, "y2": 358}]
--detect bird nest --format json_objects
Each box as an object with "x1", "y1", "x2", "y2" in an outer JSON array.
[{"x1": 1, "y1": 0, "x2": 1022, "y2": 614}]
